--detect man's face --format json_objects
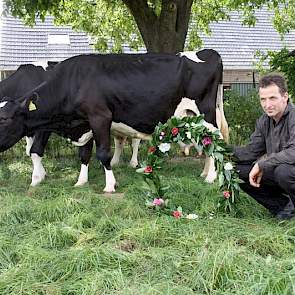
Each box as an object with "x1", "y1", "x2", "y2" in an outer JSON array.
[{"x1": 259, "y1": 84, "x2": 288, "y2": 122}]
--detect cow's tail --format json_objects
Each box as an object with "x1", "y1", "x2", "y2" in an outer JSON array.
[{"x1": 216, "y1": 84, "x2": 229, "y2": 143}]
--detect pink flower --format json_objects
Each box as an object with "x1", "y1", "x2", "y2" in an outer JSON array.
[
  {"x1": 144, "y1": 166, "x2": 153, "y2": 173},
  {"x1": 159, "y1": 131, "x2": 166, "y2": 141},
  {"x1": 223, "y1": 191, "x2": 231, "y2": 199},
  {"x1": 152, "y1": 198, "x2": 164, "y2": 206},
  {"x1": 202, "y1": 136, "x2": 212, "y2": 146},
  {"x1": 172, "y1": 210, "x2": 182, "y2": 219},
  {"x1": 171, "y1": 127, "x2": 179, "y2": 136},
  {"x1": 148, "y1": 146, "x2": 156, "y2": 153}
]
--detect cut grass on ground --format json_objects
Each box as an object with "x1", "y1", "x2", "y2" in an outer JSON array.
[{"x1": 0, "y1": 146, "x2": 294, "y2": 295}]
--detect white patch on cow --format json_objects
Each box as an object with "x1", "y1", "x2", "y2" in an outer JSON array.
[
  {"x1": 175, "y1": 98, "x2": 198, "y2": 156},
  {"x1": 103, "y1": 167, "x2": 116, "y2": 193},
  {"x1": 174, "y1": 97, "x2": 199, "y2": 118},
  {"x1": 30, "y1": 153, "x2": 46, "y2": 186},
  {"x1": 71, "y1": 130, "x2": 93, "y2": 146},
  {"x1": 0, "y1": 101, "x2": 8, "y2": 108},
  {"x1": 25, "y1": 136, "x2": 34, "y2": 156},
  {"x1": 179, "y1": 51, "x2": 205, "y2": 63},
  {"x1": 74, "y1": 164, "x2": 89, "y2": 186},
  {"x1": 111, "y1": 122, "x2": 152, "y2": 140}
]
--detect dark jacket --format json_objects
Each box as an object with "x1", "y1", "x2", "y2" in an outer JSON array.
[{"x1": 234, "y1": 102, "x2": 295, "y2": 171}]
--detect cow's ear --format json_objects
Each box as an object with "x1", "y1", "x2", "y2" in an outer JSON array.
[
  {"x1": 19, "y1": 97, "x2": 37, "y2": 112},
  {"x1": 28, "y1": 100, "x2": 37, "y2": 111},
  {"x1": 24, "y1": 93, "x2": 39, "y2": 111}
]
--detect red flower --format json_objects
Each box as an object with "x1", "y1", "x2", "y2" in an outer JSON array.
[
  {"x1": 171, "y1": 127, "x2": 179, "y2": 136},
  {"x1": 223, "y1": 191, "x2": 231, "y2": 199},
  {"x1": 172, "y1": 210, "x2": 182, "y2": 218},
  {"x1": 202, "y1": 136, "x2": 212, "y2": 146},
  {"x1": 144, "y1": 166, "x2": 153, "y2": 173},
  {"x1": 148, "y1": 146, "x2": 156, "y2": 153}
]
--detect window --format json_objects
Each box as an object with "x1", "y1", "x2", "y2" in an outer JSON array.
[{"x1": 48, "y1": 34, "x2": 70, "y2": 45}]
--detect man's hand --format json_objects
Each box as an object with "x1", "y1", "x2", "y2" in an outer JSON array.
[{"x1": 249, "y1": 163, "x2": 263, "y2": 187}]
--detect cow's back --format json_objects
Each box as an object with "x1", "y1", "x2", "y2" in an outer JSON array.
[
  {"x1": 56, "y1": 54, "x2": 186, "y2": 134},
  {"x1": 0, "y1": 64, "x2": 47, "y2": 99}
]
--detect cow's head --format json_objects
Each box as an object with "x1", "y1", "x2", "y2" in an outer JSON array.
[{"x1": 0, "y1": 98, "x2": 27, "y2": 152}]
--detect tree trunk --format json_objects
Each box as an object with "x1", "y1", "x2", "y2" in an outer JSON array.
[{"x1": 123, "y1": 0, "x2": 193, "y2": 53}]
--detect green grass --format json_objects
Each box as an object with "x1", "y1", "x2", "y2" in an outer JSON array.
[{"x1": 0, "y1": 144, "x2": 294, "y2": 295}]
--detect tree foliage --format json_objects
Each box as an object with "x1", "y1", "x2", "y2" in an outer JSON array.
[
  {"x1": 4, "y1": 0, "x2": 295, "y2": 53},
  {"x1": 258, "y1": 48, "x2": 295, "y2": 100}
]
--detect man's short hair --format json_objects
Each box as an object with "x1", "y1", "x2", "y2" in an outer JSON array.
[{"x1": 259, "y1": 74, "x2": 288, "y2": 96}]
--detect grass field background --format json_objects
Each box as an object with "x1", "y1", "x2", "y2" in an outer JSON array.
[{"x1": 0, "y1": 140, "x2": 294, "y2": 295}]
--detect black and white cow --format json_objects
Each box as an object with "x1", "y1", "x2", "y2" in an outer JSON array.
[
  {"x1": 0, "y1": 64, "x2": 51, "y2": 185},
  {"x1": 0, "y1": 49, "x2": 224, "y2": 192},
  {"x1": 0, "y1": 63, "x2": 95, "y2": 186}
]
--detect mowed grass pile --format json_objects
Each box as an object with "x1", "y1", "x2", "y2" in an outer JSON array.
[{"x1": 0, "y1": 141, "x2": 294, "y2": 295}]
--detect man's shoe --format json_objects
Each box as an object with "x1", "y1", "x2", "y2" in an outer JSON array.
[
  {"x1": 275, "y1": 197, "x2": 295, "y2": 220},
  {"x1": 275, "y1": 209, "x2": 295, "y2": 220},
  {"x1": 283, "y1": 196, "x2": 295, "y2": 210}
]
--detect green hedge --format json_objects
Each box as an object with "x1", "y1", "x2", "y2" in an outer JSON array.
[{"x1": 224, "y1": 89, "x2": 263, "y2": 145}]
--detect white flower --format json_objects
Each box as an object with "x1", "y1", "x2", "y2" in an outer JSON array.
[
  {"x1": 224, "y1": 162, "x2": 233, "y2": 171},
  {"x1": 185, "y1": 123, "x2": 190, "y2": 127},
  {"x1": 186, "y1": 213, "x2": 199, "y2": 220},
  {"x1": 186, "y1": 131, "x2": 192, "y2": 139},
  {"x1": 159, "y1": 143, "x2": 171, "y2": 153}
]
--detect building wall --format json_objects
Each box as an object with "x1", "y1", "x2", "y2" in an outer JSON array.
[{"x1": 223, "y1": 70, "x2": 260, "y2": 85}]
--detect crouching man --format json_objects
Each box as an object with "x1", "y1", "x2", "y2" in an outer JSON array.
[{"x1": 233, "y1": 74, "x2": 295, "y2": 220}]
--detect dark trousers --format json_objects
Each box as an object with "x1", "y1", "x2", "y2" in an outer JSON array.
[{"x1": 237, "y1": 163, "x2": 295, "y2": 215}]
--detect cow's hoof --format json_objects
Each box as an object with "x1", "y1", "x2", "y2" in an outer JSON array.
[
  {"x1": 103, "y1": 186, "x2": 116, "y2": 193},
  {"x1": 200, "y1": 172, "x2": 207, "y2": 178},
  {"x1": 30, "y1": 174, "x2": 46, "y2": 186},
  {"x1": 184, "y1": 148, "x2": 190, "y2": 156},
  {"x1": 204, "y1": 173, "x2": 217, "y2": 183},
  {"x1": 129, "y1": 160, "x2": 138, "y2": 168},
  {"x1": 74, "y1": 180, "x2": 88, "y2": 187}
]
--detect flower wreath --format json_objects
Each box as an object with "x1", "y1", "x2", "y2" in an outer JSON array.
[{"x1": 137, "y1": 115, "x2": 241, "y2": 218}]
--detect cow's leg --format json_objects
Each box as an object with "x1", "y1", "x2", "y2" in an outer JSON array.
[
  {"x1": 216, "y1": 84, "x2": 229, "y2": 143},
  {"x1": 111, "y1": 136, "x2": 126, "y2": 167},
  {"x1": 129, "y1": 138, "x2": 140, "y2": 168},
  {"x1": 75, "y1": 139, "x2": 94, "y2": 186},
  {"x1": 30, "y1": 153, "x2": 46, "y2": 186},
  {"x1": 200, "y1": 156, "x2": 210, "y2": 178},
  {"x1": 203, "y1": 156, "x2": 217, "y2": 183},
  {"x1": 29, "y1": 132, "x2": 50, "y2": 186},
  {"x1": 25, "y1": 136, "x2": 34, "y2": 156},
  {"x1": 89, "y1": 115, "x2": 116, "y2": 193},
  {"x1": 178, "y1": 141, "x2": 193, "y2": 156}
]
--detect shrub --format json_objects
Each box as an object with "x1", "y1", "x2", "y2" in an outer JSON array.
[{"x1": 224, "y1": 89, "x2": 263, "y2": 145}]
